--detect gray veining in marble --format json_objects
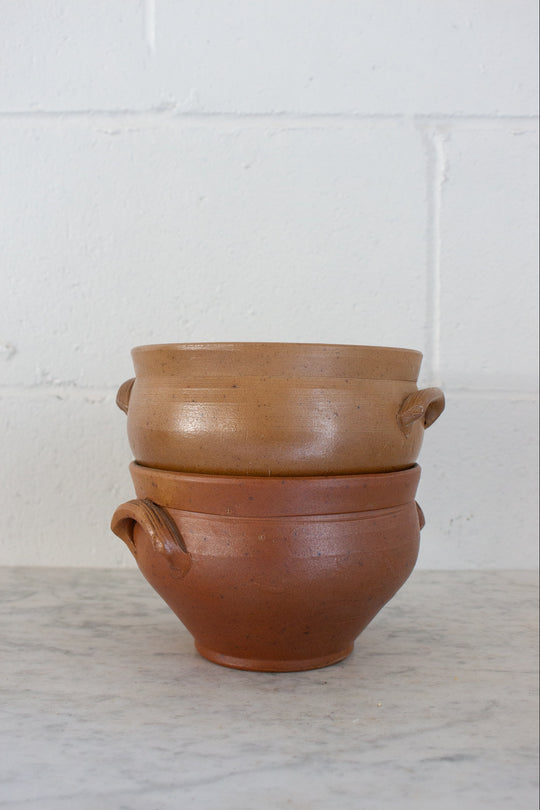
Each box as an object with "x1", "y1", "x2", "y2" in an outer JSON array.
[{"x1": 0, "y1": 568, "x2": 538, "y2": 809}]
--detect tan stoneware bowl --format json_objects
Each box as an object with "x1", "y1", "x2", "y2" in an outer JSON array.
[
  {"x1": 116, "y1": 343, "x2": 444, "y2": 476},
  {"x1": 111, "y1": 463, "x2": 424, "y2": 672}
]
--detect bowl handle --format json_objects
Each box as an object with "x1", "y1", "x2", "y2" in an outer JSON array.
[
  {"x1": 415, "y1": 501, "x2": 426, "y2": 530},
  {"x1": 111, "y1": 499, "x2": 191, "y2": 578},
  {"x1": 397, "y1": 387, "x2": 445, "y2": 435},
  {"x1": 116, "y1": 378, "x2": 135, "y2": 414}
]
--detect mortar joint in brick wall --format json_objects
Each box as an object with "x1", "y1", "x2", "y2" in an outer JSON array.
[
  {"x1": 432, "y1": 127, "x2": 447, "y2": 388},
  {"x1": 0, "y1": 385, "x2": 117, "y2": 401},
  {"x1": 420, "y1": 122, "x2": 448, "y2": 388},
  {"x1": 144, "y1": 0, "x2": 156, "y2": 54},
  {"x1": 0, "y1": 111, "x2": 537, "y2": 127}
]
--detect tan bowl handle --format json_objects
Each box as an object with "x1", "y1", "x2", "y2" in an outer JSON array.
[
  {"x1": 111, "y1": 498, "x2": 191, "y2": 578},
  {"x1": 398, "y1": 387, "x2": 445, "y2": 435},
  {"x1": 416, "y1": 502, "x2": 426, "y2": 530},
  {"x1": 116, "y1": 378, "x2": 135, "y2": 414}
]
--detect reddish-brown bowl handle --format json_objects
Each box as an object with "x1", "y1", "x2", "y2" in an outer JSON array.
[
  {"x1": 116, "y1": 378, "x2": 135, "y2": 414},
  {"x1": 111, "y1": 498, "x2": 191, "y2": 577},
  {"x1": 398, "y1": 387, "x2": 445, "y2": 434},
  {"x1": 415, "y1": 502, "x2": 426, "y2": 530}
]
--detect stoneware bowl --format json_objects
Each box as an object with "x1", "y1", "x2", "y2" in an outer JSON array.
[
  {"x1": 111, "y1": 463, "x2": 424, "y2": 672},
  {"x1": 116, "y1": 343, "x2": 444, "y2": 476}
]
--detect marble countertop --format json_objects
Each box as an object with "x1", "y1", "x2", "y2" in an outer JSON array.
[{"x1": 1, "y1": 567, "x2": 537, "y2": 809}]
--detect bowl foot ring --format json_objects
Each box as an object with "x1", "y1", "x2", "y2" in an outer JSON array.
[{"x1": 194, "y1": 641, "x2": 354, "y2": 672}]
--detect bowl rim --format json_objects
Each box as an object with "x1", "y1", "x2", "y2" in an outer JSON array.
[
  {"x1": 129, "y1": 461, "x2": 421, "y2": 517},
  {"x1": 130, "y1": 343, "x2": 423, "y2": 383},
  {"x1": 132, "y1": 341, "x2": 422, "y2": 356}
]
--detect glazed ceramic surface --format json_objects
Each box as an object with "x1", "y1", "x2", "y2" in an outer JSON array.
[
  {"x1": 117, "y1": 343, "x2": 444, "y2": 476},
  {"x1": 111, "y1": 465, "x2": 423, "y2": 672},
  {"x1": 128, "y1": 461, "x2": 421, "y2": 516}
]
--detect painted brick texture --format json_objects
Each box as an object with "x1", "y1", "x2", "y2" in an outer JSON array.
[{"x1": 0, "y1": 1, "x2": 538, "y2": 568}]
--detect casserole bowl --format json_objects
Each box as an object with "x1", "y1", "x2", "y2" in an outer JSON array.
[{"x1": 117, "y1": 343, "x2": 444, "y2": 476}]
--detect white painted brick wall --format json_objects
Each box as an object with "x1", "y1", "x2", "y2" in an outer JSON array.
[
  {"x1": 0, "y1": 1, "x2": 538, "y2": 568},
  {"x1": 2, "y1": 1, "x2": 538, "y2": 115},
  {"x1": 440, "y1": 126, "x2": 539, "y2": 390},
  {"x1": 0, "y1": 121, "x2": 428, "y2": 386}
]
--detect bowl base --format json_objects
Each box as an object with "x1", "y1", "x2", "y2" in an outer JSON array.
[{"x1": 194, "y1": 641, "x2": 354, "y2": 672}]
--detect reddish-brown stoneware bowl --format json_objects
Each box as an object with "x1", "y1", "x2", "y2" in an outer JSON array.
[
  {"x1": 116, "y1": 343, "x2": 444, "y2": 476},
  {"x1": 111, "y1": 464, "x2": 424, "y2": 672}
]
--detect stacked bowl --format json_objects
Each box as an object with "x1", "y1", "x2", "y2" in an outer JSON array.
[{"x1": 111, "y1": 343, "x2": 444, "y2": 671}]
